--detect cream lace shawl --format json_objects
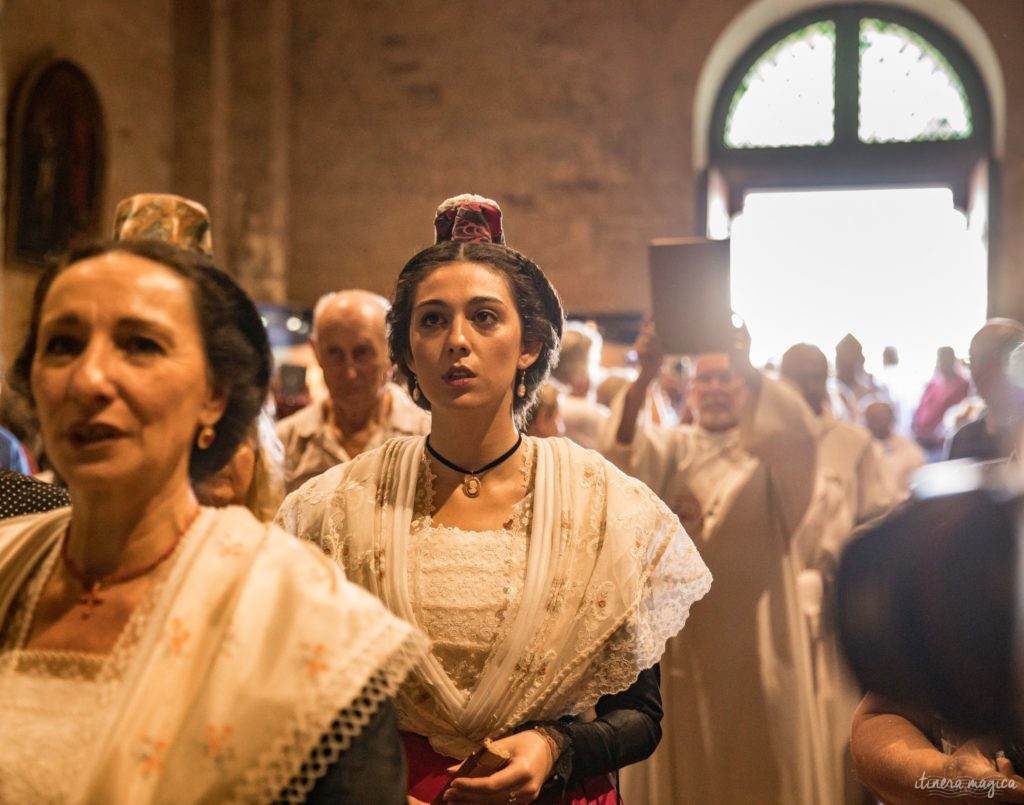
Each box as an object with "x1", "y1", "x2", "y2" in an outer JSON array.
[
  {"x1": 0, "y1": 506, "x2": 427, "y2": 804},
  {"x1": 277, "y1": 435, "x2": 712, "y2": 758}
]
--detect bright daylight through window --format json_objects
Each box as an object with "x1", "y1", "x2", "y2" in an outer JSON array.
[{"x1": 730, "y1": 188, "x2": 987, "y2": 382}]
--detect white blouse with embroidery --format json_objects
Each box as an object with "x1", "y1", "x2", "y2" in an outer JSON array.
[
  {"x1": 277, "y1": 435, "x2": 713, "y2": 760},
  {"x1": 409, "y1": 446, "x2": 533, "y2": 695},
  {"x1": 0, "y1": 661, "x2": 108, "y2": 804},
  {"x1": 0, "y1": 540, "x2": 157, "y2": 805}
]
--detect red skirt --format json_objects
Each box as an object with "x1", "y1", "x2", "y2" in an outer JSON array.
[{"x1": 402, "y1": 731, "x2": 619, "y2": 804}]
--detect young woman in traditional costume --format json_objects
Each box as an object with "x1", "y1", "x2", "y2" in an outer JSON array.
[{"x1": 278, "y1": 195, "x2": 711, "y2": 804}]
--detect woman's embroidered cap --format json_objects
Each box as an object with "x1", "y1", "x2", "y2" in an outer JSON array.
[
  {"x1": 433, "y1": 193, "x2": 504, "y2": 245},
  {"x1": 112, "y1": 193, "x2": 213, "y2": 256}
]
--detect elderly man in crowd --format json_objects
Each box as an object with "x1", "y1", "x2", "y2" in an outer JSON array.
[
  {"x1": 604, "y1": 322, "x2": 825, "y2": 805},
  {"x1": 276, "y1": 289, "x2": 430, "y2": 491}
]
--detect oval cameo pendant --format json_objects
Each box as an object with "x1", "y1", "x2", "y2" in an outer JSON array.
[{"x1": 463, "y1": 475, "x2": 482, "y2": 498}]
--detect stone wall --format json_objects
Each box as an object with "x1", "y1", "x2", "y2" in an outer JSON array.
[
  {"x1": 287, "y1": 0, "x2": 721, "y2": 315},
  {"x1": 0, "y1": 0, "x2": 173, "y2": 360},
  {"x1": 965, "y1": 0, "x2": 1024, "y2": 318},
  {"x1": 2, "y1": 0, "x2": 1022, "y2": 365},
  {"x1": 285, "y1": 0, "x2": 1024, "y2": 323}
]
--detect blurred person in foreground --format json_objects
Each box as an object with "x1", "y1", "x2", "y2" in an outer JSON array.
[
  {"x1": 843, "y1": 465, "x2": 1024, "y2": 802},
  {"x1": 275, "y1": 289, "x2": 430, "y2": 492},
  {"x1": 842, "y1": 340, "x2": 1024, "y2": 804},
  {"x1": 603, "y1": 320, "x2": 825, "y2": 805},
  {"x1": 0, "y1": 236, "x2": 425, "y2": 803}
]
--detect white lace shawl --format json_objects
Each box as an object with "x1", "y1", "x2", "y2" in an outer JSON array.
[
  {"x1": 277, "y1": 435, "x2": 712, "y2": 758},
  {"x1": 0, "y1": 506, "x2": 427, "y2": 804}
]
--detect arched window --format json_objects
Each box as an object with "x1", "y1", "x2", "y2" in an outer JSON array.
[
  {"x1": 704, "y1": 4, "x2": 995, "y2": 379},
  {"x1": 708, "y1": 4, "x2": 991, "y2": 212}
]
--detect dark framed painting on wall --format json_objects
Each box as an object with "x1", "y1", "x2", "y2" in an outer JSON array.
[{"x1": 6, "y1": 59, "x2": 105, "y2": 266}]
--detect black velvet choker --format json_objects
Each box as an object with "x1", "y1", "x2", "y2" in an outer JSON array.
[{"x1": 425, "y1": 433, "x2": 523, "y2": 498}]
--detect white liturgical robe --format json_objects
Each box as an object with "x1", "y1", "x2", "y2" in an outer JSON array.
[
  {"x1": 793, "y1": 412, "x2": 900, "y2": 803},
  {"x1": 604, "y1": 377, "x2": 827, "y2": 805}
]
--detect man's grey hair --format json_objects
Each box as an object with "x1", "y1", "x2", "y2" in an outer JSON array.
[{"x1": 312, "y1": 290, "x2": 391, "y2": 333}]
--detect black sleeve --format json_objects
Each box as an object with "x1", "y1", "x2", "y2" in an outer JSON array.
[
  {"x1": 513, "y1": 664, "x2": 663, "y2": 799},
  {"x1": 276, "y1": 699, "x2": 407, "y2": 805}
]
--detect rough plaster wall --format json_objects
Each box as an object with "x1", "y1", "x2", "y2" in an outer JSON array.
[
  {"x1": 0, "y1": 0, "x2": 173, "y2": 362},
  {"x1": 288, "y1": 1, "x2": 734, "y2": 315}
]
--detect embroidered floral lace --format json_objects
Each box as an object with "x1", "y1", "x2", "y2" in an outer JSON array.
[
  {"x1": 278, "y1": 435, "x2": 713, "y2": 761},
  {"x1": 409, "y1": 443, "x2": 534, "y2": 696}
]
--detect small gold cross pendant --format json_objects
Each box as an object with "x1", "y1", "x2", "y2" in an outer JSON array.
[{"x1": 79, "y1": 582, "x2": 103, "y2": 619}]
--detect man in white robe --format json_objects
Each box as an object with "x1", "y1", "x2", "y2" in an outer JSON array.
[
  {"x1": 863, "y1": 397, "x2": 925, "y2": 497},
  {"x1": 781, "y1": 344, "x2": 898, "y2": 544},
  {"x1": 603, "y1": 324, "x2": 825, "y2": 805},
  {"x1": 780, "y1": 343, "x2": 901, "y2": 803},
  {"x1": 830, "y1": 333, "x2": 881, "y2": 423}
]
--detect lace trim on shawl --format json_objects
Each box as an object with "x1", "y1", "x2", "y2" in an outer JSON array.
[
  {"x1": 556, "y1": 514, "x2": 713, "y2": 718},
  {"x1": 410, "y1": 442, "x2": 536, "y2": 696},
  {"x1": 7, "y1": 648, "x2": 105, "y2": 680},
  {"x1": 235, "y1": 624, "x2": 429, "y2": 805},
  {"x1": 508, "y1": 467, "x2": 713, "y2": 726}
]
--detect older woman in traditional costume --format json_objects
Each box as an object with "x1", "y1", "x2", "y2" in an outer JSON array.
[
  {"x1": 277, "y1": 195, "x2": 712, "y2": 804},
  {"x1": 111, "y1": 194, "x2": 288, "y2": 524},
  {"x1": 0, "y1": 221, "x2": 426, "y2": 803}
]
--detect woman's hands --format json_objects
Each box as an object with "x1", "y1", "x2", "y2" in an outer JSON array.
[{"x1": 442, "y1": 731, "x2": 557, "y2": 803}]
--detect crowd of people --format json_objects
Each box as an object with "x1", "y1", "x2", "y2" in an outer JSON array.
[{"x1": 0, "y1": 189, "x2": 1020, "y2": 804}]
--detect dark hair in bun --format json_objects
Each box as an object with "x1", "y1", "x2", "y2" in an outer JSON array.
[{"x1": 388, "y1": 195, "x2": 563, "y2": 429}]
